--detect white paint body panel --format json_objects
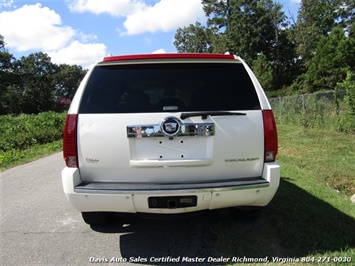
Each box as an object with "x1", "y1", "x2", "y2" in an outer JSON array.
[{"x1": 76, "y1": 112, "x2": 264, "y2": 183}]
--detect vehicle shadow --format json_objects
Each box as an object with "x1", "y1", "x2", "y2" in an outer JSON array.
[
  {"x1": 93, "y1": 210, "x2": 225, "y2": 264},
  {"x1": 269, "y1": 178, "x2": 355, "y2": 257},
  {"x1": 210, "y1": 178, "x2": 355, "y2": 258},
  {"x1": 91, "y1": 178, "x2": 355, "y2": 264}
]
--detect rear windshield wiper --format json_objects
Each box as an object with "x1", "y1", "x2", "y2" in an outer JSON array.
[{"x1": 180, "y1": 111, "x2": 246, "y2": 120}]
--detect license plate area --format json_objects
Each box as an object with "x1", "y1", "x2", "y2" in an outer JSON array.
[
  {"x1": 148, "y1": 196, "x2": 197, "y2": 209},
  {"x1": 128, "y1": 137, "x2": 213, "y2": 161}
]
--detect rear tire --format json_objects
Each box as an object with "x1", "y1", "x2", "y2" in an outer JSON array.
[{"x1": 81, "y1": 212, "x2": 113, "y2": 226}]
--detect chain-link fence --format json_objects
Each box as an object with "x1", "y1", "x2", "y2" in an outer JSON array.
[{"x1": 269, "y1": 91, "x2": 346, "y2": 130}]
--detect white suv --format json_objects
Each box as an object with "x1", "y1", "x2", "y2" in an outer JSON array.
[{"x1": 62, "y1": 53, "x2": 280, "y2": 225}]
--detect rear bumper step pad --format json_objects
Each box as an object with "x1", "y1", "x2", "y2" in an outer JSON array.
[{"x1": 74, "y1": 177, "x2": 269, "y2": 194}]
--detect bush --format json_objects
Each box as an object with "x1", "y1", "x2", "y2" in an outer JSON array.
[
  {"x1": 0, "y1": 111, "x2": 66, "y2": 152},
  {"x1": 337, "y1": 72, "x2": 355, "y2": 132}
]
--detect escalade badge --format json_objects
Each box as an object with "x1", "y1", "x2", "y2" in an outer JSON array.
[{"x1": 160, "y1": 117, "x2": 181, "y2": 137}]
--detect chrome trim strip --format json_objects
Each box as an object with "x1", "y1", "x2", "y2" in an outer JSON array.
[
  {"x1": 127, "y1": 123, "x2": 215, "y2": 138},
  {"x1": 75, "y1": 178, "x2": 269, "y2": 194},
  {"x1": 130, "y1": 159, "x2": 214, "y2": 167}
]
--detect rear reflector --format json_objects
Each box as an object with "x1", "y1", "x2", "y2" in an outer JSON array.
[
  {"x1": 63, "y1": 114, "x2": 78, "y2": 167},
  {"x1": 262, "y1": 110, "x2": 278, "y2": 162},
  {"x1": 103, "y1": 53, "x2": 235, "y2": 62}
]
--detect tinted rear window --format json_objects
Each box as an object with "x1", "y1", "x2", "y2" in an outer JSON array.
[{"x1": 79, "y1": 63, "x2": 260, "y2": 114}]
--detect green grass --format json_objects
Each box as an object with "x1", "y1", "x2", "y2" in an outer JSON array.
[
  {"x1": 0, "y1": 140, "x2": 62, "y2": 171},
  {"x1": 278, "y1": 125, "x2": 355, "y2": 196},
  {"x1": 213, "y1": 124, "x2": 355, "y2": 265}
]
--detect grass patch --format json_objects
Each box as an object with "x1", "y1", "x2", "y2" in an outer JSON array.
[
  {"x1": 278, "y1": 125, "x2": 355, "y2": 196},
  {"x1": 212, "y1": 124, "x2": 355, "y2": 265},
  {"x1": 0, "y1": 140, "x2": 62, "y2": 171}
]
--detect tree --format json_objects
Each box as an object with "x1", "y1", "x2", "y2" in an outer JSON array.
[
  {"x1": 304, "y1": 27, "x2": 353, "y2": 92},
  {"x1": 294, "y1": 0, "x2": 341, "y2": 66},
  {"x1": 337, "y1": 71, "x2": 355, "y2": 132},
  {"x1": 272, "y1": 28, "x2": 302, "y2": 91},
  {"x1": 0, "y1": 35, "x2": 21, "y2": 114},
  {"x1": 54, "y1": 64, "x2": 87, "y2": 100},
  {"x1": 252, "y1": 52, "x2": 273, "y2": 91},
  {"x1": 0, "y1": 34, "x2": 5, "y2": 51},
  {"x1": 0, "y1": 34, "x2": 89, "y2": 114},
  {"x1": 174, "y1": 22, "x2": 214, "y2": 53},
  {"x1": 199, "y1": 0, "x2": 290, "y2": 66},
  {"x1": 202, "y1": 0, "x2": 232, "y2": 30},
  {"x1": 225, "y1": 0, "x2": 287, "y2": 64},
  {"x1": 339, "y1": 0, "x2": 355, "y2": 33},
  {"x1": 199, "y1": 0, "x2": 297, "y2": 91},
  {"x1": 17, "y1": 52, "x2": 59, "y2": 114},
  {"x1": 0, "y1": 51, "x2": 20, "y2": 114}
]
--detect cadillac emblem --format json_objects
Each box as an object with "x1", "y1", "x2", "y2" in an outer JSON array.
[{"x1": 160, "y1": 117, "x2": 181, "y2": 137}]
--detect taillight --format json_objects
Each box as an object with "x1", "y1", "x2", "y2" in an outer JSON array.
[
  {"x1": 63, "y1": 114, "x2": 78, "y2": 167},
  {"x1": 262, "y1": 110, "x2": 278, "y2": 162}
]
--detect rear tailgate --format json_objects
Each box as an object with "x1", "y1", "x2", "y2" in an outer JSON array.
[
  {"x1": 77, "y1": 111, "x2": 264, "y2": 184},
  {"x1": 75, "y1": 58, "x2": 267, "y2": 185}
]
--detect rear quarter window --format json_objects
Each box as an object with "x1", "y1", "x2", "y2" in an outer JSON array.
[{"x1": 78, "y1": 63, "x2": 261, "y2": 114}]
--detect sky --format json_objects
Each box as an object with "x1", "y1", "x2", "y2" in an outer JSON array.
[{"x1": 0, "y1": 0, "x2": 301, "y2": 68}]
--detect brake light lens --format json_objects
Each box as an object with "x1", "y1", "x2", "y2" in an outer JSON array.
[
  {"x1": 103, "y1": 53, "x2": 235, "y2": 62},
  {"x1": 262, "y1": 110, "x2": 278, "y2": 162},
  {"x1": 63, "y1": 114, "x2": 78, "y2": 167}
]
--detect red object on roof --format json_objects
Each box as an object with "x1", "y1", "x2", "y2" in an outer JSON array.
[{"x1": 103, "y1": 53, "x2": 235, "y2": 62}]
